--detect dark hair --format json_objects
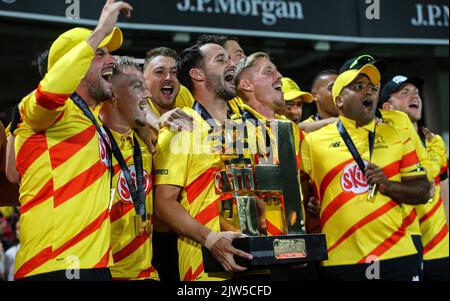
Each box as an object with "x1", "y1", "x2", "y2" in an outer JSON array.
[
  {"x1": 311, "y1": 69, "x2": 339, "y2": 90},
  {"x1": 144, "y1": 47, "x2": 179, "y2": 72},
  {"x1": 177, "y1": 34, "x2": 224, "y2": 92},
  {"x1": 113, "y1": 56, "x2": 142, "y2": 77},
  {"x1": 37, "y1": 49, "x2": 49, "y2": 78}
]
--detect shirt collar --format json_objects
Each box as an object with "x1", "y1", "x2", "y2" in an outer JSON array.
[
  {"x1": 241, "y1": 104, "x2": 282, "y2": 121},
  {"x1": 148, "y1": 98, "x2": 161, "y2": 118},
  {"x1": 339, "y1": 115, "x2": 376, "y2": 133}
]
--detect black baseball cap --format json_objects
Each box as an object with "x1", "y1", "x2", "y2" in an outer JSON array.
[
  {"x1": 380, "y1": 75, "x2": 424, "y2": 103},
  {"x1": 339, "y1": 54, "x2": 387, "y2": 74}
]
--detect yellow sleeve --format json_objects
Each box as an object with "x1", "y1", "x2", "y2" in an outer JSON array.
[
  {"x1": 429, "y1": 135, "x2": 448, "y2": 180},
  {"x1": 20, "y1": 41, "x2": 95, "y2": 132},
  {"x1": 398, "y1": 128, "x2": 427, "y2": 179},
  {"x1": 411, "y1": 127, "x2": 438, "y2": 181},
  {"x1": 153, "y1": 127, "x2": 191, "y2": 187},
  {"x1": 175, "y1": 85, "x2": 195, "y2": 109},
  {"x1": 300, "y1": 132, "x2": 312, "y2": 176}
]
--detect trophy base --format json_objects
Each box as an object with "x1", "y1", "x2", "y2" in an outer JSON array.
[{"x1": 202, "y1": 233, "x2": 328, "y2": 273}]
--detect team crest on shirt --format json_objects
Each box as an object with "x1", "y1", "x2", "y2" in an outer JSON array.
[
  {"x1": 117, "y1": 165, "x2": 151, "y2": 203},
  {"x1": 98, "y1": 127, "x2": 111, "y2": 168},
  {"x1": 341, "y1": 162, "x2": 369, "y2": 194}
]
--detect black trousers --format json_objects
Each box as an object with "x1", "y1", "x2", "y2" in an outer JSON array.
[
  {"x1": 319, "y1": 254, "x2": 419, "y2": 281},
  {"x1": 411, "y1": 235, "x2": 424, "y2": 280},
  {"x1": 152, "y1": 231, "x2": 180, "y2": 281},
  {"x1": 269, "y1": 262, "x2": 319, "y2": 281},
  {"x1": 423, "y1": 257, "x2": 449, "y2": 281},
  {"x1": 16, "y1": 268, "x2": 112, "y2": 281}
]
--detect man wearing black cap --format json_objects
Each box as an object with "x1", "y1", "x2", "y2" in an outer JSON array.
[{"x1": 381, "y1": 75, "x2": 449, "y2": 281}]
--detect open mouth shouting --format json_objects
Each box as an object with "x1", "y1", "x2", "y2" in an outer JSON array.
[
  {"x1": 362, "y1": 98, "x2": 376, "y2": 112},
  {"x1": 408, "y1": 100, "x2": 421, "y2": 111},
  {"x1": 101, "y1": 66, "x2": 114, "y2": 82},
  {"x1": 161, "y1": 83, "x2": 175, "y2": 99},
  {"x1": 273, "y1": 80, "x2": 282, "y2": 93},
  {"x1": 224, "y1": 68, "x2": 236, "y2": 88}
]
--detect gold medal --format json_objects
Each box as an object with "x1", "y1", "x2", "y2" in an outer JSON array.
[
  {"x1": 367, "y1": 184, "x2": 377, "y2": 201},
  {"x1": 134, "y1": 214, "x2": 151, "y2": 236}
]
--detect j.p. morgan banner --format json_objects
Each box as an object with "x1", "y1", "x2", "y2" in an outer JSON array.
[{"x1": 0, "y1": 0, "x2": 448, "y2": 45}]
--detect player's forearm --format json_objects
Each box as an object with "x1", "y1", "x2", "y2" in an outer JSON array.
[
  {"x1": 154, "y1": 185, "x2": 211, "y2": 246},
  {"x1": 381, "y1": 178, "x2": 431, "y2": 205},
  {"x1": 5, "y1": 136, "x2": 19, "y2": 184},
  {"x1": 298, "y1": 118, "x2": 337, "y2": 133}
]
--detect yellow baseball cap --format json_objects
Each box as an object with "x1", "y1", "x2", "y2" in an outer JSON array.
[
  {"x1": 48, "y1": 27, "x2": 123, "y2": 70},
  {"x1": 281, "y1": 77, "x2": 313, "y2": 103},
  {"x1": 332, "y1": 64, "x2": 380, "y2": 103}
]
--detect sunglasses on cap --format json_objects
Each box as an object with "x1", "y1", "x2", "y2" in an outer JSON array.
[{"x1": 348, "y1": 54, "x2": 375, "y2": 70}]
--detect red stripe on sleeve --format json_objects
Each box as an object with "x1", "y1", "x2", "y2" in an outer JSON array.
[
  {"x1": 400, "y1": 150, "x2": 420, "y2": 170},
  {"x1": 185, "y1": 168, "x2": 218, "y2": 205},
  {"x1": 35, "y1": 84, "x2": 70, "y2": 110}
]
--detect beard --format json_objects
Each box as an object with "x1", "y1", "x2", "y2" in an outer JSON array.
[
  {"x1": 204, "y1": 71, "x2": 236, "y2": 101},
  {"x1": 85, "y1": 73, "x2": 113, "y2": 103}
]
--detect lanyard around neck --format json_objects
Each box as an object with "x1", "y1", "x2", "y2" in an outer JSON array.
[{"x1": 337, "y1": 120, "x2": 376, "y2": 175}]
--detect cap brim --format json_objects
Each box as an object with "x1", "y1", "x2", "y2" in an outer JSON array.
[
  {"x1": 332, "y1": 64, "x2": 381, "y2": 103},
  {"x1": 284, "y1": 91, "x2": 314, "y2": 103},
  {"x1": 99, "y1": 27, "x2": 123, "y2": 53},
  {"x1": 358, "y1": 64, "x2": 381, "y2": 86}
]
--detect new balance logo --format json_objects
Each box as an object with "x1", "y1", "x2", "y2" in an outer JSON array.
[
  {"x1": 153, "y1": 169, "x2": 169, "y2": 175},
  {"x1": 329, "y1": 141, "x2": 341, "y2": 148}
]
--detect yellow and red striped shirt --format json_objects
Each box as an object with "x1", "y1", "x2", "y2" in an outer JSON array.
[
  {"x1": 417, "y1": 134, "x2": 449, "y2": 260},
  {"x1": 14, "y1": 41, "x2": 113, "y2": 279},
  {"x1": 109, "y1": 130, "x2": 159, "y2": 281},
  {"x1": 301, "y1": 115, "x2": 426, "y2": 267},
  {"x1": 379, "y1": 109, "x2": 437, "y2": 239},
  {"x1": 153, "y1": 107, "x2": 228, "y2": 281}
]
